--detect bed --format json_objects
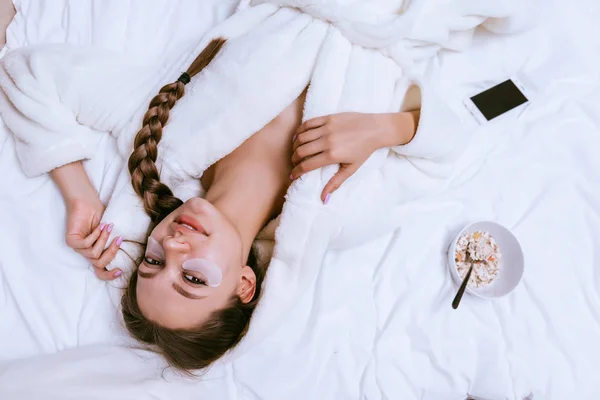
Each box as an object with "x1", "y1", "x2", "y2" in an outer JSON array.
[{"x1": 0, "y1": 0, "x2": 599, "y2": 399}]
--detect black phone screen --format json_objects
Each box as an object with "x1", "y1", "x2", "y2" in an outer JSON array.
[{"x1": 470, "y1": 79, "x2": 528, "y2": 121}]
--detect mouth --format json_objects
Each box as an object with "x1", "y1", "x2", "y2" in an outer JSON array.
[{"x1": 175, "y1": 214, "x2": 207, "y2": 234}]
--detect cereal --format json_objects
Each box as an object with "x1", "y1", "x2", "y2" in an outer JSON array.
[{"x1": 455, "y1": 230, "x2": 501, "y2": 288}]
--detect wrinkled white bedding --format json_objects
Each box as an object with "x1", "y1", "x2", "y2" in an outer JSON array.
[{"x1": 1, "y1": 1, "x2": 599, "y2": 399}]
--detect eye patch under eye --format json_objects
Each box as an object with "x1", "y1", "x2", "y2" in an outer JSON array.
[
  {"x1": 182, "y1": 259, "x2": 223, "y2": 287},
  {"x1": 146, "y1": 237, "x2": 165, "y2": 259}
]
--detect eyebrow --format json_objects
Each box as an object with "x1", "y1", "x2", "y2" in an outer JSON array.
[
  {"x1": 138, "y1": 270, "x2": 157, "y2": 279},
  {"x1": 137, "y1": 270, "x2": 208, "y2": 300},
  {"x1": 172, "y1": 283, "x2": 207, "y2": 300}
]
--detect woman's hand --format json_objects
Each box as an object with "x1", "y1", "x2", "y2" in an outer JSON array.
[
  {"x1": 65, "y1": 198, "x2": 123, "y2": 281},
  {"x1": 51, "y1": 162, "x2": 123, "y2": 280},
  {"x1": 291, "y1": 111, "x2": 419, "y2": 203}
]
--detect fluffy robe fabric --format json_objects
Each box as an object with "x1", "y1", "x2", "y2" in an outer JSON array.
[{"x1": 0, "y1": 0, "x2": 526, "y2": 354}]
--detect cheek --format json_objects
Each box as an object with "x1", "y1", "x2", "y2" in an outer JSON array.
[
  {"x1": 196, "y1": 238, "x2": 237, "y2": 277},
  {"x1": 136, "y1": 278, "x2": 157, "y2": 317},
  {"x1": 189, "y1": 237, "x2": 241, "y2": 286},
  {"x1": 221, "y1": 270, "x2": 243, "y2": 298},
  {"x1": 149, "y1": 222, "x2": 169, "y2": 239},
  {"x1": 214, "y1": 233, "x2": 244, "y2": 274},
  {"x1": 185, "y1": 197, "x2": 214, "y2": 215}
]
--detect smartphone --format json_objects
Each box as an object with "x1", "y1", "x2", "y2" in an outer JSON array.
[{"x1": 465, "y1": 79, "x2": 529, "y2": 124}]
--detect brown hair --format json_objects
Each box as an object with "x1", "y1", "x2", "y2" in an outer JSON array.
[
  {"x1": 122, "y1": 251, "x2": 265, "y2": 372},
  {"x1": 121, "y1": 38, "x2": 265, "y2": 372}
]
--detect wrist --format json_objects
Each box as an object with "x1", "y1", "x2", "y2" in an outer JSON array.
[
  {"x1": 377, "y1": 111, "x2": 420, "y2": 148},
  {"x1": 405, "y1": 109, "x2": 420, "y2": 145},
  {"x1": 50, "y1": 162, "x2": 99, "y2": 205}
]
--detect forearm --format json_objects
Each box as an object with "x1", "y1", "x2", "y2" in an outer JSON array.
[{"x1": 50, "y1": 162, "x2": 98, "y2": 205}]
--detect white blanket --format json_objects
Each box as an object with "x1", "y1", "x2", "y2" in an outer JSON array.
[{"x1": 1, "y1": 0, "x2": 600, "y2": 399}]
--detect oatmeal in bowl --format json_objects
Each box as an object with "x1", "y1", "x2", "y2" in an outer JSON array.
[
  {"x1": 455, "y1": 230, "x2": 502, "y2": 289},
  {"x1": 448, "y1": 221, "x2": 524, "y2": 299}
]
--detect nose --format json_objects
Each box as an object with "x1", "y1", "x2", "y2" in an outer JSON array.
[{"x1": 162, "y1": 235, "x2": 190, "y2": 254}]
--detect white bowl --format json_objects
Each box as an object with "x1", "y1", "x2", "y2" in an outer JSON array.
[{"x1": 447, "y1": 221, "x2": 524, "y2": 298}]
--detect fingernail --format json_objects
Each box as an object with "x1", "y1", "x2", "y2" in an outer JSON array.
[
  {"x1": 324, "y1": 193, "x2": 331, "y2": 204},
  {"x1": 290, "y1": 174, "x2": 294, "y2": 181},
  {"x1": 116, "y1": 236, "x2": 123, "y2": 247},
  {"x1": 99, "y1": 223, "x2": 106, "y2": 231},
  {"x1": 114, "y1": 270, "x2": 123, "y2": 278},
  {"x1": 107, "y1": 223, "x2": 114, "y2": 233},
  {"x1": 292, "y1": 134, "x2": 297, "y2": 142}
]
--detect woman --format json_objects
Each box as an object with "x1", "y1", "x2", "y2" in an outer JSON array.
[{"x1": 0, "y1": 34, "x2": 420, "y2": 371}]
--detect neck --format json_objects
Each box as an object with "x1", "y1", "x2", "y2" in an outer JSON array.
[{"x1": 203, "y1": 162, "x2": 286, "y2": 261}]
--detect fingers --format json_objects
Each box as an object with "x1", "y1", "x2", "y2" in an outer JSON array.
[
  {"x1": 290, "y1": 153, "x2": 332, "y2": 180},
  {"x1": 79, "y1": 223, "x2": 113, "y2": 259},
  {"x1": 66, "y1": 223, "x2": 103, "y2": 250},
  {"x1": 92, "y1": 236, "x2": 122, "y2": 269},
  {"x1": 291, "y1": 137, "x2": 327, "y2": 165},
  {"x1": 94, "y1": 266, "x2": 123, "y2": 281},
  {"x1": 68, "y1": 220, "x2": 123, "y2": 281},
  {"x1": 296, "y1": 116, "x2": 328, "y2": 135},
  {"x1": 293, "y1": 126, "x2": 328, "y2": 152},
  {"x1": 321, "y1": 163, "x2": 360, "y2": 203},
  {"x1": 92, "y1": 236, "x2": 124, "y2": 281}
]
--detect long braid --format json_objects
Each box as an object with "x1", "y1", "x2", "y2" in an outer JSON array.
[{"x1": 127, "y1": 38, "x2": 226, "y2": 222}]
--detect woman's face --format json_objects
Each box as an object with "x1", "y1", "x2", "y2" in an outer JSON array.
[{"x1": 136, "y1": 198, "x2": 256, "y2": 330}]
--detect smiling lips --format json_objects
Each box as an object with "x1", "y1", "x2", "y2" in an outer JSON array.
[
  {"x1": 179, "y1": 223, "x2": 196, "y2": 231},
  {"x1": 175, "y1": 214, "x2": 206, "y2": 234}
]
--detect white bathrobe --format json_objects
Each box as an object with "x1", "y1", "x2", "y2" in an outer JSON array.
[{"x1": 0, "y1": 0, "x2": 526, "y2": 354}]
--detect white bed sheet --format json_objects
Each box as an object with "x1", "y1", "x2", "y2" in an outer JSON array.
[{"x1": 1, "y1": 0, "x2": 600, "y2": 399}]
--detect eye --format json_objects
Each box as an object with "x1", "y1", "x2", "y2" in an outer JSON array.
[
  {"x1": 184, "y1": 274, "x2": 206, "y2": 286},
  {"x1": 144, "y1": 257, "x2": 163, "y2": 266}
]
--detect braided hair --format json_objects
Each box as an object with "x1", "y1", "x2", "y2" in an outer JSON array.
[{"x1": 127, "y1": 38, "x2": 225, "y2": 222}]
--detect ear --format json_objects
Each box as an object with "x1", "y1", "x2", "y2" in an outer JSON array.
[{"x1": 237, "y1": 265, "x2": 257, "y2": 304}]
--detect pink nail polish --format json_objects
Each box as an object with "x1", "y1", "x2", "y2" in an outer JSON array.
[
  {"x1": 324, "y1": 193, "x2": 331, "y2": 204},
  {"x1": 290, "y1": 174, "x2": 294, "y2": 181},
  {"x1": 116, "y1": 236, "x2": 123, "y2": 246},
  {"x1": 292, "y1": 134, "x2": 297, "y2": 142},
  {"x1": 114, "y1": 270, "x2": 123, "y2": 278},
  {"x1": 99, "y1": 223, "x2": 106, "y2": 231},
  {"x1": 107, "y1": 224, "x2": 114, "y2": 233}
]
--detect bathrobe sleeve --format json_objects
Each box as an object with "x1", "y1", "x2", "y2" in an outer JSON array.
[
  {"x1": 386, "y1": 0, "x2": 533, "y2": 161},
  {"x1": 390, "y1": 78, "x2": 466, "y2": 161},
  {"x1": 0, "y1": 44, "x2": 154, "y2": 177}
]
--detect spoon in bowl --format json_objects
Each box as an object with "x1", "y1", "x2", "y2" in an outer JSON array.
[{"x1": 452, "y1": 250, "x2": 475, "y2": 309}]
